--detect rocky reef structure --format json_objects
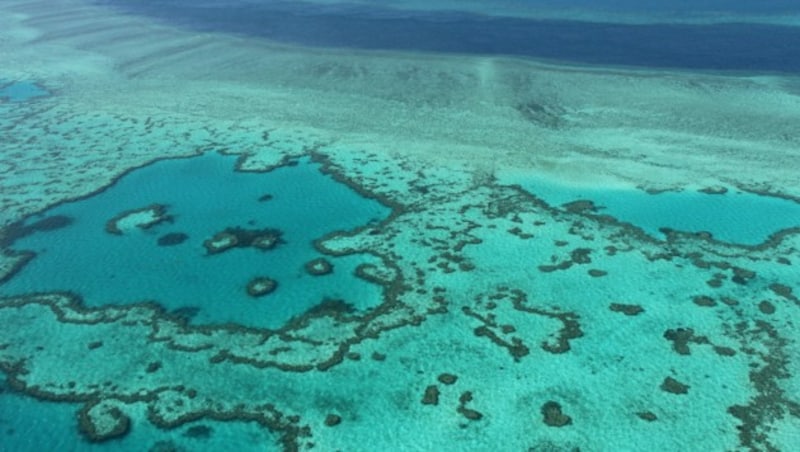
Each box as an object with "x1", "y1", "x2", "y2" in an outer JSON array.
[
  {"x1": 106, "y1": 204, "x2": 171, "y2": 235},
  {"x1": 246, "y1": 277, "x2": 278, "y2": 297},
  {"x1": 304, "y1": 258, "x2": 333, "y2": 276},
  {"x1": 203, "y1": 227, "x2": 284, "y2": 255}
]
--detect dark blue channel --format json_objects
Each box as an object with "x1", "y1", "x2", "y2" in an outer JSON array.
[{"x1": 98, "y1": 0, "x2": 800, "y2": 73}]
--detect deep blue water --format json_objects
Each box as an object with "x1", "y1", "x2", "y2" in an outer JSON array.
[
  {"x1": 0, "y1": 153, "x2": 390, "y2": 328},
  {"x1": 97, "y1": 0, "x2": 800, "y2": 72}
]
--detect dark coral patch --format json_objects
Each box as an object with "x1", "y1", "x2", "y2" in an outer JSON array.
[
  {"x1": 24, "y1": 215, "x2": 72, "y2": 233},
  {"x1": 1, "y1": 215, "x2": 72, "y2": 247},
  {"x1": 758, "y1": 300, "x2": 776, "y2": 315},
  {"x1": 609, "y1": 303, "x2": 644, "y2": 316},
  {"x1": 720, "y1": 296, "x2": 739, "y2": 306},
  {"x1": 324, "y1": 414, "x2": 342, "y2": 427},
  {"x1": 731, "y1": 267, "x2": 756, "y2": 285},
  {"x1": 570, "y1": 248, "x2": 592, "y2": 264},
  {"x1": 304, "y1": 299, "x2": 355, "y2": 317},
  {"x1": 561, "y1": 200, "x2": 598, "y2": 214},
  {"x1": 699, "y1": 186, "x2": 728, "y2": 195},
  {"x1": 77, "y1": 404, "x2": 131, "y2": 442},
  {"x1": 636, "y1": 411, "x2": 657, "y2": 422},
  {"x1": 204, "y1": 227, "x2": 284, "y2": 255},
  {"x1": 157, "y1": 232, "x2": 188, "y2": 246},
  {"x1": 660, "y1": 377, "x2": 689, "y2": 394},
  {"x1": 769, "y1": 283, "x2": 798, "y2": 304},
  {"x1": 457, "y1": 392, "x2": 483, "y2": 421},
  {"x1": 663, "y1": 328, "x2": 708, "y2": 355},
  {"x1": 105, "y1": 204, "x2": 170, "y2": 235},
  {"x1": 246, "y1": 277, "x2": 278, "y2": 297},
  {"x1": 692, "y1": 295, "x2": 717, "y2": 307},
  {"x1": 203, "y1": 231, "x2": 238, "y2": 254},
  {"x1": 538, "y1": 262, "x2": 571, "y2": 273},
  {"x1": 422, "y1": 385, "x2": 440, "y2": 405},
  {"x1": 713, "y1": 346, "x2": 736, "y2": 356},
  {"x1": 183, "y1": 425, "x2": 213, "y2": 439},
  {"x1": 304, "y1": 258, "x2": 333, "y2": 276},
  {"x1": 437, "y1": 373, "x2": 458, "y2": 385},
  {"x1": 541, "y1": 401, "x2": 572, "y2": 427},
  {"x1": 354, "y1": 262, "x2": 398, "y2": 285},
  {"x1": 87, "y1": 341, "x2": 103, "y2": 350},
  {"x1": 171, "y1": 306, "x2": 200, "y2": 322}
]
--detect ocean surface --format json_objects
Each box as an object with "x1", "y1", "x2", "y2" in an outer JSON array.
[
  {"x1": 100, "y1": 0, "x2": 800, "y2": 73},
  {"x1": 2, "y1": 1, "x2": 800, "y2": 451}
]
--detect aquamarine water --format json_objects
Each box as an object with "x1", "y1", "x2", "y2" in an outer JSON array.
[
  {"x1": 507, "y1": 176, "x2": 800, "y2": 245},
  {"x1": 2, "y1": 152, "x2": 389, "y2": 328},
  {"x1": 0, "y1": 379, "x2": 280, "y2": 451}
]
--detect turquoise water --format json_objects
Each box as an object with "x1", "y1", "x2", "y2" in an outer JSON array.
[
  {"x1": 0, "y1": 379, "x2": 280, "y2": 451},
  {"x1": 0, "y1": 81, "x2": 49, "y2": 103},
  {"x1": 1, "y1": 152, "x2": 390, "y2": 328},
  {"x1": 507, "y1": 176, "x2": 800, "y2": 245}
]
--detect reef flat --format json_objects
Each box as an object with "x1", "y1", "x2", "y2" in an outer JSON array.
[{"x1": 1, "y1": 0, "x2": 800, "y2": 450}]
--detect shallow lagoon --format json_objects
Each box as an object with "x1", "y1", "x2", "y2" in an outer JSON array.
[
  {"x1": 1, "y1": 152, "x2": 390, "y2": 328},
  {"x1": 503, "y1": 174, "x2": 800, "y2": 245},
  {"x1": 0, "y1": 379, "x2": 280, "y2": 451}
]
